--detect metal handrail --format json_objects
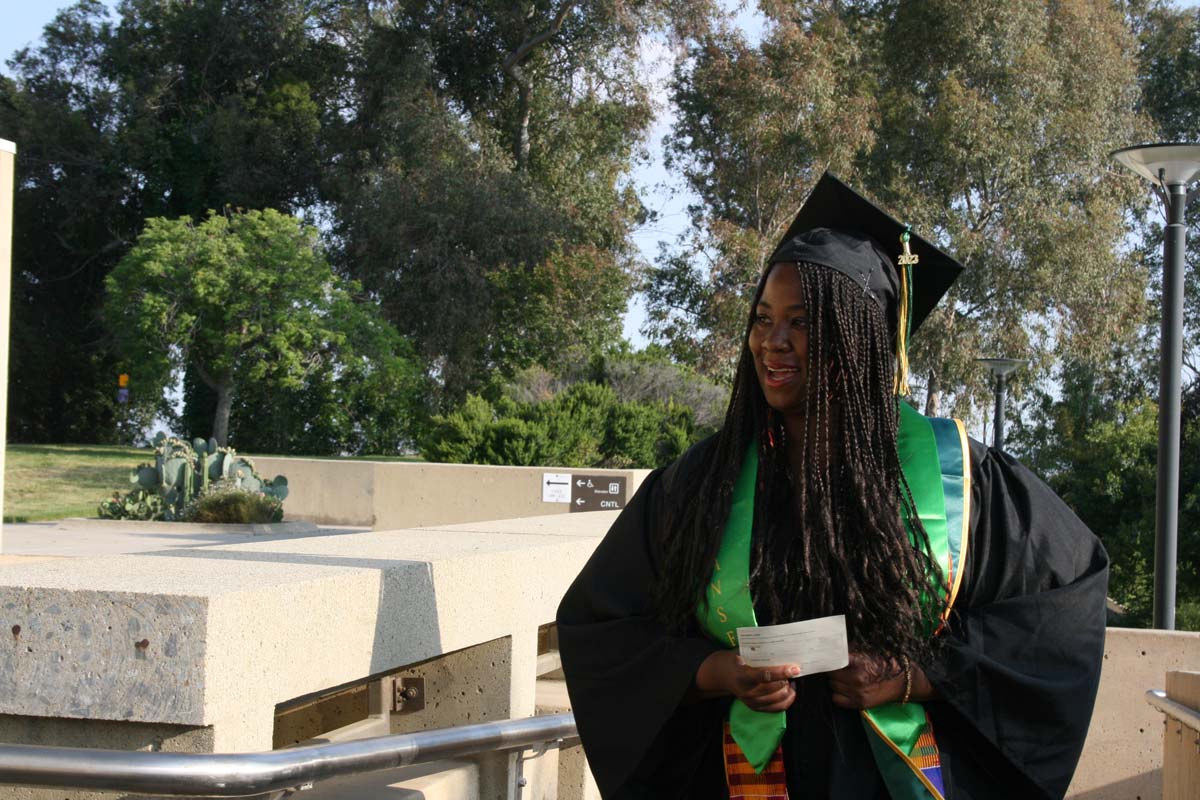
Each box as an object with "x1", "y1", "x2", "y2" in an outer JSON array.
[
  {"x1": 0, "y1": 712, "x2": 578, "y2": 798},
  {"x1": 1146, "y1": 689, "x2": 1200, "y2": 731}
]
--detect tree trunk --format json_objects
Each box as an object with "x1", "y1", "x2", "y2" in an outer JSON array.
[
  {"x1": 192, "y1": 360, "x2": 234, "y2": 446},
  {"x1": 213, "y1": 384, "x2": 234, "y2": 447},
  {"x1": 515, "y1": 81, "x2": 531, "y2": 169},
  {"x1": 924, "y1": 369, "x2": 941, "y2": 417},
  {"x1": 501, "y1": 1, "x2": 577, "y2": 171}
]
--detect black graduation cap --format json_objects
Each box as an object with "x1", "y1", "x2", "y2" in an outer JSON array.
[{"x1": 768, "y1": 171, "x2": 963, "y2": 336}]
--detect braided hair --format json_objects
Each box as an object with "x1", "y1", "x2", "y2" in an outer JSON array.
[{"x1": 653, "y1": 261, "x2": 944, "y2": 667}]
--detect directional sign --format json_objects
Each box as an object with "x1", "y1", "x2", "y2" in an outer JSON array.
[
  {"x1": 542, "y1": 472, "x2": 571, "y2": 504},
  {"x1": 569, "y1": 474, "x2": 627, "y2": 513}
]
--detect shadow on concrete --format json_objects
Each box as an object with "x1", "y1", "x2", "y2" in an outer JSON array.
[{"x1": 1068, "y1": 769, "x2": 1160, "y2": 800}]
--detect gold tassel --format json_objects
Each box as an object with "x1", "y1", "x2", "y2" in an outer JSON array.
[{"x1": 895, "y1": 227, "x2": 918, "y2": 396}]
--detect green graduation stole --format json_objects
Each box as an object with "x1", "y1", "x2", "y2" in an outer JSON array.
[{"x1": 698, "y1": 402, "x2": 970, "y2": 800}]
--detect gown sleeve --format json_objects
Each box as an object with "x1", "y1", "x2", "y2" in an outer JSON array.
[
  {"x1": 925, "y1": 440, "x2": 1110, "y2": 800},
  {"x1": 556, "y1": 439, "x2": 728, "y2": 799}
]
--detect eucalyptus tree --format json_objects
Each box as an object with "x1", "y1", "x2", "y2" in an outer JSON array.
[
  {"x1": 326, "y1": 0, "x2": 716, "y2": 405},
  {"x1": 647, "y1": 1, "x2": 1149, "y2": 421}
]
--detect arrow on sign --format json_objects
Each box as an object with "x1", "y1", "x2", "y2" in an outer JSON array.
[
  {"x1": 575, "y1": 498, "x2": 585, "y2": 506},
  {"x1": 546, "y1": 479, "x2": 568, "y2": 486}
]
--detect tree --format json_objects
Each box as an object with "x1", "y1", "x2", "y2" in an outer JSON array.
[
  {"x1": 105, "y1": 209, "x2": 423, "y2": 447},
  {"x1": 1, "y1": 0, "x2": 345, "y2": 442},
  {"x1": 646, "y1": 15, "x2": 878, "y2": 375},
  {"x1": 323, "y1": 1, "x2": 707, "y2": 405},
  {"x1": 1010, "y1": 359, "x2": 1200, "y2": 630},
  {"x1": 0, "y1": 1, "x2": 147, "y2": 442},
  {"x1": 867, "y1": 0, "x2": 1150, "y2": 417},
  {"x1": 1130, "y1": 2, "x2": 1200, "y2": 384},
  {"x1": 647, "y1": 2, "x2": 1150, "y2": 422}
]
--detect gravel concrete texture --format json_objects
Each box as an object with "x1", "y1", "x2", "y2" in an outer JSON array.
[
  {"x1": 250, "y1": 456, "x2": 649, "y2": 529},
  {"x1": 0, "y1": 514, "x2": 610, "y2": 756},
  {"x1": 1068, "y1": 627, "x2": 1200, "y2": 799}
]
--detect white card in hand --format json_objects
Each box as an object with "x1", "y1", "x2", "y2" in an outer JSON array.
[{"x1": 736, "y1": 614, "x2": 849, "y2": 674}]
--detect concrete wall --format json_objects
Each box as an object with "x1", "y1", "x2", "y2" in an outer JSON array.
[
  {"x1": 1068, "y1": 627, "x2": 1200, "y2": 799},
  {"x1": 250, "y1": 456, "x2": 651, "y2": 529},
  {"x1": 2, "y1": 503, "x2": 1198, "y2": 798},
  {"x1": 0, "y1": 509, "x2": 622, "y2": 799},
  {"x1": 0, "y1": 139, "x2": 14, "y2": 551}
]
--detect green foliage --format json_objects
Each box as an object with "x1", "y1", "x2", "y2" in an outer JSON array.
[
  {"x1": 1, "y1": 0, "x2": 344, "y2": 443},
  {"x1": 98, "y1": 488, "x2": 165, "y2": 522},
  {"x1": 322, "y1": 1, "x2": 683, "y2": 404},
  {"x1": 1012, "y1": 363, "x2": 1200, "y2": 630},
  {"x1": 104, "y1": 208, "x2": 427, "y2": 448},
  {"x1": 180, "y1": 480, "x2": 284, "y2": 525},
  {"x1": 420, "y1": 383, "x2": 699, "y2": 469},
  {"x1": 648, "y1": 1, "x2": 1150, "y2": 421}
]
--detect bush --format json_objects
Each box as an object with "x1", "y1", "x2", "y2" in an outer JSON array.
[
  {"x1": 419, "y1": 382, "x2": 701, "y2": 468},
  {"x1": 180, "y1": 481, "x2": 284, "y2": 524}
]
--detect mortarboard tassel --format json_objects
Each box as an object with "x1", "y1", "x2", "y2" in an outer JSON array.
[{"x1": 894, "y1": 226, "x2": 918, "y2": 396}]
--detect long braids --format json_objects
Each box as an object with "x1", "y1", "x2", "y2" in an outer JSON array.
[{"x1": 653, "y1": 262, "x2": 943, "y2": 667}]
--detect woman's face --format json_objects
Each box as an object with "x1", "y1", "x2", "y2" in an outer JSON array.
[{"x1": 748, "y1": 263, "x2": 810, "y2": 417}]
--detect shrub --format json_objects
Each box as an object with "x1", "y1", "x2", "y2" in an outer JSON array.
[
  {"x1": 180, "y1": 481, "x2": 284, "y2": 524},
  {"x1": 419, "y1": 382, "x2": 701, "y2": 468}
]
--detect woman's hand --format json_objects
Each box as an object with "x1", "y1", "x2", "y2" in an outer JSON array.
[
  {"x1": 828, "y1": 651, "x2": 936, "y2": 709},
  {"x1": 693, "y1": 650, "x2": 800, "y2": 712}
]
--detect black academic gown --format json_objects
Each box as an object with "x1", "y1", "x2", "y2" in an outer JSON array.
[{"x1": 556, "y1": 435, "x2": 1109, "y2": 800}]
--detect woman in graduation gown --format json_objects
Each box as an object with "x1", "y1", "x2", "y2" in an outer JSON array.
[{"x1": 556, "y1": 173, "x2": 1109, "y2": 800}]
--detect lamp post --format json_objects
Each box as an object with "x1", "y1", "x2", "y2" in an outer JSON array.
[
  {"x1": 976, "y1": 358, "x2": 1026, "y2": 452},
  {"x1": 1111, "y1": 142, "x2": 1200, "y2": 631}
]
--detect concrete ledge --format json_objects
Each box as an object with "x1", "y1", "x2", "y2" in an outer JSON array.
[
  {"x1": 0, "y1": 510, "x2": 619, "y2": 753},
  {"x1": 250, "y1": 456, "x2": 650, "y2": 529}
]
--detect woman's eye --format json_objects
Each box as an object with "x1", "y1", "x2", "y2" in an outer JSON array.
[
  {"x1": 792, "y1": 316, "x2": 809, "y2": 328},
  {"x1": 754, "y1": 314, "x2": 771, "y2": 325}
]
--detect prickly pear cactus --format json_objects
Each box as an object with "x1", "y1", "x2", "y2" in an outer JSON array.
[{"x1": 101, "y1": 435, "x2": 289, "y2": 522}]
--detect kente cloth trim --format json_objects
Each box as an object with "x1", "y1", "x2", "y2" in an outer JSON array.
[{"x1": 723, "y1": 721, "x2": 789, "y2": 800}]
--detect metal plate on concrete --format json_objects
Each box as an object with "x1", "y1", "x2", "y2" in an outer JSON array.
[{"x1": 569, "y1": 476, "x2": 626, "y2": 513}]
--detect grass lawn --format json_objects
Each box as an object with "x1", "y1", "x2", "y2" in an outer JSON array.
[
  {"x1": 4, "y1": 444, "x2": 151, "y2": 523},
  {"x1": 3, "y1": 444, "x2": 426, "y2": 522}
]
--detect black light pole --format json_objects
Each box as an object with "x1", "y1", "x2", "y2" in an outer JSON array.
[
  {"x1": 1112, "y1": 143, "x2": 1200, "y2": 631},
  {"x1": 977, "y1": 358, "x2": 1026, "y2": 452}
]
